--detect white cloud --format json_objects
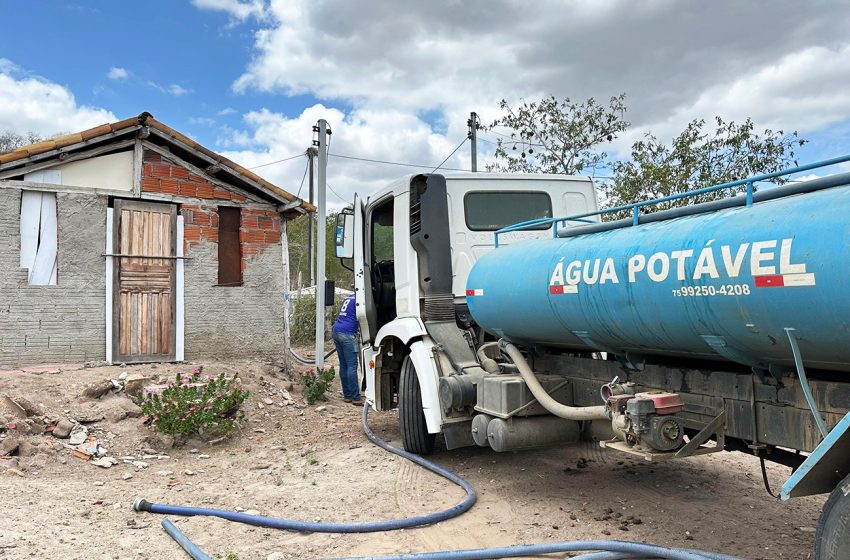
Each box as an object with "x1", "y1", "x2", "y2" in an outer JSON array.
[
  {"x1": 616, "y1": 44, "x2": 850, "y2": 151},
  {"x1": 191, "y1": 0, "x2": 266, "y2": 21},
  {"x1": 106, "y1": 66, "x2": 128, "y2": 81},
  {"x1": 0, "y1": 59, "x2": 20, "y2": 74},
  {"x1": 217, "y1": 107, "x2": 237, "y2": 116},
  {"x1": 218, "y1": 104, "x2": 472, "y2": 207},
  {"x1": 147, "y1": 81, "x2": 193, "y2": 96},
  {"x1": 208, "y1": 1, "x2": 850, "y2": 204},
  {"x1": 189, "y1": 116, "x2": 217, "y2": 126},
  {"x1": 0, "y1": 65, "x2": 115, "y2": 137}
]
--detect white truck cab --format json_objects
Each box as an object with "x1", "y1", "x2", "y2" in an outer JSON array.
[{"x1": 335, "y1": 172, "x2": 598, "y2": 452}]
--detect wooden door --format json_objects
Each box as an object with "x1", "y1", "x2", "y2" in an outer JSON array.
[{"x1": 113, "y1": 200, "x2": 177, "y2": 363}]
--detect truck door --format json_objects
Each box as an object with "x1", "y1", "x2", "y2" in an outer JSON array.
[{"x1": 353, "y1": 194, "x2": 376, "y2": 342}]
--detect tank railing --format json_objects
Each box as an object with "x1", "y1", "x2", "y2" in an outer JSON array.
[
  {"x1": 493, "y1": 216, "x2": 594, "y2": 247},
  {"x1": 493, "y1": 153, "x2": 850, "y2": 247}
]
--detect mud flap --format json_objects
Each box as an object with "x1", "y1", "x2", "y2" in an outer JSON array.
[{"x1": 781, "y1": 410, "x2": 850, "y2": 500}]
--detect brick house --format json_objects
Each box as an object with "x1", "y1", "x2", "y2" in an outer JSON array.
[{"x1": 0, "y1": 112, "x2": 313, "y2": 366}]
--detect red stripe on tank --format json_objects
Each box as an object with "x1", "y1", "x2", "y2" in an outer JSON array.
[{"x1": 754, "y1": 275, "x2": 784, "y2": 287}]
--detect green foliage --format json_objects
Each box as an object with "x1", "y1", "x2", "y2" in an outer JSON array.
[
  {"x1": 287, "y1": 211, "x2": 354, "y2": 290},
  {"x1": 140, "y1": 367, "x2": 248, "y2": 440},
  {"x1": 486, "y1": 94, "x2": 629, "y2": 175},
  {"x1": 606, "y1": 117, "x2": 805, "y2": 217},
  {"x1": 300, "y1": 367, "x2": 335, "y2": 404},
  {"x1": 289, "y1": 293, "x2": 346, "y2": 345}
]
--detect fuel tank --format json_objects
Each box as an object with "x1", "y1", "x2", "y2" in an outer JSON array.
[{"x1": 466, "y1": 181, "x2": 850, "y2": 372}]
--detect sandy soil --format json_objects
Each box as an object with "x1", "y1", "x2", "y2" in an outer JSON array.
[{"x1": 0, "y1": 358, "x2": 824, "y2": 560}]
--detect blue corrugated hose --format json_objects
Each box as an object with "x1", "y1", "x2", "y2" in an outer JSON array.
[
  {"x1": 142, "y1": 404, "x2": 745, "y2": 560},
  {"x1": 330, "y1": 541, "x2": 745, "y2": 559},
  {"x1": 135, "y1": 404, "x2": 476, "y2": 532},
  {"x1": 160, "y1": 518, "x2": 211, "y2": 560}
]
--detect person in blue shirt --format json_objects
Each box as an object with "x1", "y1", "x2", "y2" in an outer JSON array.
[{"x1": 332, "y1": 294, "x2": 362, "y2": 405}]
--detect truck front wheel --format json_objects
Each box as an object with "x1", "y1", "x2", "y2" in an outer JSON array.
[
  {"x1": 399, "y1": 355, "x2": 436, "y2": 455},
  {"x1": 816, "y1": 474, "x2": 850, "y2": 559}
]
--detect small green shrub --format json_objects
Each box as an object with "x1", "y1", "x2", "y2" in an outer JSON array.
[
  {"x1": 300, "y1": 367, "x2": 335, "y2": 404},
  {"x1": 289, "y1": 293, "x2": 346, "y2": 345},
  {"x1": 141, "y1": 367, "x2": 248, "y2": 439}
]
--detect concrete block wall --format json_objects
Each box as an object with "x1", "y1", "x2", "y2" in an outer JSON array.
[
  {"x1": 0, "y1": 188, "x2": 106, "y2": 366},
  {"x1": 182, "y1": 239, "x2": 286, "y2": 361}
]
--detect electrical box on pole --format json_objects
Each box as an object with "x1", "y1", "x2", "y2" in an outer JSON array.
[{"x1": 314, "y1": 120, "x2": 330, "y2": 370}]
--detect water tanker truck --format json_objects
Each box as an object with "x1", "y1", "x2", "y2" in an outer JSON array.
[{"x1": 334, "y1": 158, "x2": 850, "y2": 559}]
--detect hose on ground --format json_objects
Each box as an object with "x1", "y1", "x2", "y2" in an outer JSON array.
[
  {"x1": 134, "y1": 403, "x2": 476, "y2": 532},
  {"x1": 331, "y1": 541, "x2": 744, "y2": 560},
  {"x1": 290, "y1": 347, "x2": 336, "y2": 365},
  {"x1": 147, "y1": 404, "x2": 745, "y2": 560},
  {"x1": 161, "y1": 518, "x2": 211, "y2": 560}
]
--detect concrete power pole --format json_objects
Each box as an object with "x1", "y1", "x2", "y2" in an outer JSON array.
[
  {"x1": 467, "y1": 111, "x2": 479, "y2": 172},
  {"x1": 306, "y1": 147, "x2": 317, "y2": 287},
  {"x1": 314, "y1": 120, "x2": 329, "y2": 370}
]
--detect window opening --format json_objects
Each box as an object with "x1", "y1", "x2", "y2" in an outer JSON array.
[
  {"x1": 20, "y1": 191, "x2": 58, "y2": 285},
  {"x1": 464, "y1": 191, "x2": 552, "y2": 231},
  {"x1": 217, "y1": 206, "x2": 242, "y2": 286},
  {"x1": 369, "y1": 199, "x2": 395, "y2": 329}
]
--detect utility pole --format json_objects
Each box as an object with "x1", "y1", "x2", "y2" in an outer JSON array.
[
  {"x1": 306, "y1": 147, "x2": 317, "y2": 287},
  {"x1": 314, "y1": 120, "x2": 330, "y2": 370},
  {"x1": 467, "y1": 111, "x2": 479, "y2": 172}
]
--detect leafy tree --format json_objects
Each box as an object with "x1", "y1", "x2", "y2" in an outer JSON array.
[
  {"x1": 606, "y1": 117, "x2": 806, "y2": 215},
  {"x1": 486, "y1": 94, "x2": 629, "y2": 175},
  {"x1": 0, "y1": 130, "x2": 43, "y2": 155},
  {"x1": 286, "y1": 211, "x2": 353, "y2": 290}
]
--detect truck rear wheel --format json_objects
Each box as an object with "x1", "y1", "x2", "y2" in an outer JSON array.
[
  {"x1": 399, "y1": 355, "x2": 436, "y2": 455},
  {"x1": 816, "y1": 474, "x2": 850, "y2": 559}
]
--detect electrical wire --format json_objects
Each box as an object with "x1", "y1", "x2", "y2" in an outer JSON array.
[
  {"x1": 249, "y1": 152, "x2": 305, "y2": 170},
  {"x1": 329, "y1": 152, "x2": 468, "y2": 172},
  {"x1": 484, "y1": 128, "x2": 546, "y2": 147},
  {"x1": 295, "y1": 161, "x2": 309, "y2": 199},
  {"x1": 432, "y1": 137, "x2": 469, "y2": 173},
  {"x1": 326, "y1": 183, "x2": 347, "y2": 203}
]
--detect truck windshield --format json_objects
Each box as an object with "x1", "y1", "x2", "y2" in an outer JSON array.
[{"x1": 464, "y1": 191, "x2": 552, "y2": 231}]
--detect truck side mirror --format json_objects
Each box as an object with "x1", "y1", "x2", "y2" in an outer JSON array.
[{"x1": 335, "y1": 211, "x2": 354, "y2": 259}]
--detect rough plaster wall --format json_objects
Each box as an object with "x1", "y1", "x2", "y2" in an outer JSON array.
[
  {"x1": 0, "y1": 189, "x2": 106, "y2": 366},
  {"x1": 184, "y1": 239, "x2": 286, "y2": 361}
]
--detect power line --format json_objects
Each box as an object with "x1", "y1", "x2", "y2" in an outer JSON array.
[
  {"x1": 295, "y1": 161, "x2": 309, "y2": 199},
  {"x1": 329, "y1": 152, "x2": 468, "y2": 172},
  {"x1": 432, "y1": 138, "x2": 468, "y2": 173},
  {"x1": 478, "y1": 132, "x2": 545, "y2": 148},
  {"x1": 249, "y1": 152, "x2": 305, "y2": 170},
  {"x1": 326, "y1": 183, "x2": 347, "y2": 203}
]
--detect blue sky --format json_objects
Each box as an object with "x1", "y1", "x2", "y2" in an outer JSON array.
[
  {"x1": 2, "y1": 1, "x2": 850, "y2": 204},
  {"x1": 0, "y1": 1, "x2": 320, "y2": 139}
]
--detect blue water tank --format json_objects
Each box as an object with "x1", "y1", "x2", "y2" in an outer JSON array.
[{"x1": 466, "y1": 183, "x2": 850, "y2": 372}]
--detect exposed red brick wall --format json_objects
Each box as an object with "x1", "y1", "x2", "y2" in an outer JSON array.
[
  {"x1": 141, "y1": 150, "x2": 248, "y2": 202},
  {"x1": 142, "y1": 149, "x2": 281, "y2": 272},
  {"x1": 181, "y1": 205, "x2": 281, "y2": 272}
]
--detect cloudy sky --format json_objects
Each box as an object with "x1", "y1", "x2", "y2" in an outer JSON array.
[{"x1": 2, "y1": 0, "x2": 850, "y2": 206}]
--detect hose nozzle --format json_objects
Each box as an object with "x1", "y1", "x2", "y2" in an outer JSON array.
[{"x1": 133, "y1": 497, "x2": 152, "y2": 512}]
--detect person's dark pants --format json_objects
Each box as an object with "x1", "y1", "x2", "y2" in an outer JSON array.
[{"x1": 332, "y1": 330, "x2": 360, "y2": 401}]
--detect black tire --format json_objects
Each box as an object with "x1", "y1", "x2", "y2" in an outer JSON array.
[
  {"x1": 816, "y1": 474, "x2": 850, "y2": 559},
  {"x1": 399, "y1": 355, "x2": 436, "y2": 455}
]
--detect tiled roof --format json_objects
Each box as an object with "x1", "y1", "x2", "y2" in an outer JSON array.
[{"x1": 0, "y1": 112, "x2": 315, "y2": 213}]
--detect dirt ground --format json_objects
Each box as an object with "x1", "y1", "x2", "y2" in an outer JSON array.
[{"x1": 0, "y1": 357, "x2": 825, "y2": 560}]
